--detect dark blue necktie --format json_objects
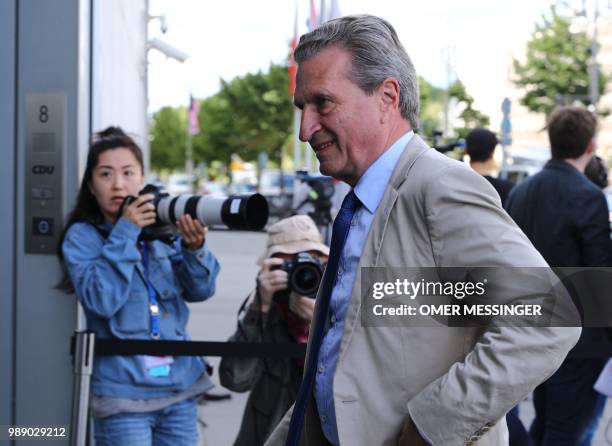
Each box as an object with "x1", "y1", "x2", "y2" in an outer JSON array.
[{"x1": 286, "y1": 190, "x2": 361, "y2": 446}]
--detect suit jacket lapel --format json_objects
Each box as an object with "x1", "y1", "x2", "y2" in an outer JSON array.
[{"x1": 337, "y1": 134, "x2": 431, "y2": 363}]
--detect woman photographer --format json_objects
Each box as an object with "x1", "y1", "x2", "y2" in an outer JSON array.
[
  {"x1": 219, "y1": 215, "x2": 328, "y2": 446},
  {"x1": 57, "y1": 127, "x2": 220, "y2": 446}
]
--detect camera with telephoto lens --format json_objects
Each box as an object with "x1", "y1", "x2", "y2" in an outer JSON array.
[
  {"x1": 272, "y1": 252, "x2": 325, "y2": 303},
  {"x1": 120, "y1": 184, "x2": 269, "y2": 242}
]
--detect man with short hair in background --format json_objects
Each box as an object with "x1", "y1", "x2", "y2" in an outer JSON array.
[
  {"x1": 506, "y1": 106, "x2": 612, "y2": 446},
  {"x1": 465, "y1": 128, "x2": 515, "y2": 206},
  {"x1": 265, "y1": 14, "x2": 581, "y2": 446}
]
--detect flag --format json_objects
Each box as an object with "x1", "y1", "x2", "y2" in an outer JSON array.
[
  {"x1": 188, "y1": 94, "x2": 200, "y2": 135},
  {"x1": 288, "y1": 3, "x2": 298, "y2": 96}
]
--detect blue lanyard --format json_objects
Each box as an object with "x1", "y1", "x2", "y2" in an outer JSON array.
[{"x1": 140, "y1": 241, "x2": 161, "y2": 339}]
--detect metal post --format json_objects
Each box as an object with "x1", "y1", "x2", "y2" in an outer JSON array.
[
  {"x1": 500, "y1": 98, "x2": 512, "y2": 178},
  {"x1": 589, "y1": 0, "x2": 600, "y2": 112},
  {"x1": 70, "y1": 331, "x2": 95, "y2": 446},
  {"x1": 186, "y1": 132, "x2": 194, "y2": 191},
  {"x1": 293, "y1": 107, "x2": 302, "y2": 170},
  {"x1": 304, "y1": 143, "x2": 313, "y2": 172},
  {"x1": 442, "y1": 45, "x2": 453, "y2": 138}
]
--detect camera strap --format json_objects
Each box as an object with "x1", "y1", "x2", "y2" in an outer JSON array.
[{"x1": 140, "y1": 241, "x2": 161, "y2": 339}]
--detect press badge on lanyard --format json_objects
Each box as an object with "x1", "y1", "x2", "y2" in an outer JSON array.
[
  {"x1": 144, "y1": 355, "x2": 174, "y2": 377},
  {"x1": 141, "y1": 241, "x2": 174, "y2": 377}
]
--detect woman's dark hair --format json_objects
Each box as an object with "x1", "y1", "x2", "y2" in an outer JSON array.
[
  {"x1": 56, "y1": 126, "x2": 144, "y2": 292},
  {"x1": 585, "y1": 155, "x2": 609, "y2": 189}
]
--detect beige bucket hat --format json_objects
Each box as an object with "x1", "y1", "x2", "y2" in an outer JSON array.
[{"x1": 257, "y1": 215, "x2": 329, "y2": 265}]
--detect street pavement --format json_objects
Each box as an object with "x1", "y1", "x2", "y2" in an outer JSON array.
[
  {"x1": 187, "y1": 228, "x2": 265, "y2": 445},
  {"x1": 188, "y1": 229, "x2": 612, "y2": 445}
]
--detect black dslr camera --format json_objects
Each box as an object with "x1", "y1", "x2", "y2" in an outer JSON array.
[
  {"x1": 273, "y1": 252, "x2": 325, "y2": 303},
  {"x1": 119, "y1": 184, "x2": 175, "y2": 243}
]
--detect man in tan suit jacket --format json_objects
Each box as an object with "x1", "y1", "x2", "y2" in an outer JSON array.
[{"x1": 266, "y1": 15, "x2": 580, "y2": 446}]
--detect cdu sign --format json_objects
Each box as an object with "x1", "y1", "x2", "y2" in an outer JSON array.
[{"x1": 32, "y1": 164, "x2": 55, "y2": 175}]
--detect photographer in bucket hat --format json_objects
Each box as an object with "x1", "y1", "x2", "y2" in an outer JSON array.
[{"x1": 219, "y1": 215, "x2": 328, "y2": 446}]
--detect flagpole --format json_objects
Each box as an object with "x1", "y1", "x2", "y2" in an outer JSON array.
[
  {"x1": 320, "y1": 0, "x2": 327, "y2": 23},
  {"x1": 186, "y1": 131, "x2": 194, "y2": 189},
  {"x1": 186, "y1": 94, "x2": 199, "y2": 191},
  {"x1": 290, "y1": 0, "x2": 301, "y2": 172}
]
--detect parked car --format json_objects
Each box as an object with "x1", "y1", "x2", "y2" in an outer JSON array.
[
  {"x1": 198, "y1": 181, "x2": 228, "y2": 198},
  {"x1": 145, "y1": 174, "x2": 166, "y2": 192},
  {"x1": 499, "y1": 163, "x2": 543, "y2": 184},
  {"x1": 166, "y1": 173, "x2": 194, "y2": 196},
  {"x1": 258, "y1": 171, "x2": 295, "y2": 195},
  {"x1": 229, "y1": 182, "x2": 257, "y2": 195},
  {"x1": 499, "y1": 147, "x2": 550, "y2": 184},
  {"x1": 259, "y1": 171, "x2": 295, "y2": 218}
]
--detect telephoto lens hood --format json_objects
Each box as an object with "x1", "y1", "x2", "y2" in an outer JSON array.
[{"x1": 197, "y1": 193, "x2": 269, "y2": 230}]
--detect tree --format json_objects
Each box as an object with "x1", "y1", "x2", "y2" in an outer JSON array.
[
  {"x1": 448, "y1": 80, "x2": 490, "y2": 139},
  {"x1": 150, "y1": 106, "x2": 187, "y2": 171},
  {"x1": 194, "y1": 64, "x2": 294, "y2": 167},
  {"x1": 418, "y1": 77, "x2": 489, "y2": 141},
  {"x1": 418, "y1": 76, "x2": 445, "y2": 137},
  {"x1": 150, "y1": 66, "x2": 488, "y2": 173},
  {"x1": 513, "y1": 6, "x2": 608, "y2": 116}
]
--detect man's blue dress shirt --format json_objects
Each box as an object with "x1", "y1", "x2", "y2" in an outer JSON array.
[{"x1": 314, "y1": 131, "x2": 414, "y2": 444}]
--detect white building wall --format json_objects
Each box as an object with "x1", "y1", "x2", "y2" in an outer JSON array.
[{"x1": 91, "y1": 0, "x2": 149, "y2": 172}]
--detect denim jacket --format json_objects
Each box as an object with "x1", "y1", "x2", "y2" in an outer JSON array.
[{"x1": 62, "y1": 217, "x2": 220, "y2": 399}]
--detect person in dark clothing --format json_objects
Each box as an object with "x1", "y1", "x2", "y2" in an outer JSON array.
[
  {"x1": 466, "y1": 128, "x2": 515, "y2": 205},
  {"x1": 585, "y1": 155, "x2": 609, "y2": 189},
  {"x1": 505, "y1": 106, "x2": 612, "y2": 446},
  {"x1": 465, "y1": 128, "x2": 529, "y2": 445},
  {"x1": 219, "y1": 215, "x2": 329, "y2": 446}
]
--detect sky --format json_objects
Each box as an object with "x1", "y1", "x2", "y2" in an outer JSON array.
[{"x1": 147, "y1": 0, "x2": 558, "y2": 128}]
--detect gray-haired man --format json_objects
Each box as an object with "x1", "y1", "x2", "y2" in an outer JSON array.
[{"x1": 266, "y1": 14, "x2": 580, "y2": 446}]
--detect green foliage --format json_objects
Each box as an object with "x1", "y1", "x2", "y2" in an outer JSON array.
[
  {"x1": 150, "y1": 106, "x2": 187, "y2": 170},
  {"x1": 418, "y1": 77, "x2": 490, "y2": 141},
  {"x1": 448, "y1": 80, "x2": 491, "y2": 139},
  {"x1": 194, "y1": 63, "x2": 294, "y2": 166},
  {"x1": 149, "y1": 64, "x2": 293, "y2": 175},
  {"x1": 513, "y1": 6, "x2": 608, "y2": 116},
  {"x1": 419, "y1": 76, "x2": 445, "y2": 137},
  {"x1": 150, "y1": 64, "x2": 488, "y2": 172}
]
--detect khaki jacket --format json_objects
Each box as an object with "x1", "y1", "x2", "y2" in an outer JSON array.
[{"x1": 265, "y1": 135, "x2": 580, "y2": 446}]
